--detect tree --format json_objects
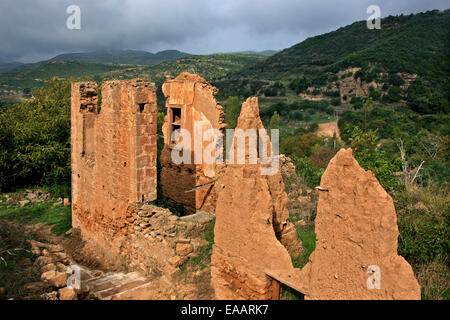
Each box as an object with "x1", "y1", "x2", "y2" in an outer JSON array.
[
  {"x1": 0, "y1": 77, "x2": 72, "y2": 190},
  {"x1": 347, "y1": 125, "x2": 401, "y2": 190},
  {"x1": 397, "y1": 139, "x2": 425, "y2": 188},
  {"x1": 269, "y1": 111, "x2": 280, "y2": 131},
  {"x1": 224, "y1": 96, "x2": 240, "y2": 129}
]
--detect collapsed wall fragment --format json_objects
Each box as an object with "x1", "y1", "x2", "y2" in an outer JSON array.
[
  {"x1": 160, "y1": 73, "x2": 226, "y2": 214},
  {"x1": 211, "y1": 97, "x2": 302, "y2": 299},
  {"x1": 296, "y1": 148, "x2": 421, "y2": 300}
]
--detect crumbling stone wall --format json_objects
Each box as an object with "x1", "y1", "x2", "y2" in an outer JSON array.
[
  {"x1": 212, "y1": 142, "x2": 421, "y2": 299},
  {"x1": 296, "y1": 148, "x2": 421, "y2": 300},
  {"x1": 71, "y1": 79, "x2": 158, "y2": 269},
  {"x1": 71, "y1": 78, "x2": 214, "y2": 280},
  {"x1": 211, "y1": 97, "x2": 302, "y2": 299},
  {"x1": 160, "y1": 73, "x2": 226, "y2": 214}
]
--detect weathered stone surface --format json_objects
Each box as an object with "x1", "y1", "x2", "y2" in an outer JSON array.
[
  {"x1": 279, "y1": 154, "x2": 296, "y2": 177},
  {"x1": 41, "y1": 271, "x2": 69, "y2": 288},
  {"x1": 71, "y1": 79, "x2": 158, "y2": 272},
  {"x1": 34, "y1": 256, "x2": 54, "y2": 268},
  {"x1": 41, "y1": 291, "x2": 58, "y2": 300},
  {"x1": 168, "y1": 255, "x2": 186, "y2": 267},
  {"x1": 24, "y1": 282, "x2": 48, "y2": 295},
  {"x1": 40, "y1": 263, "x2": 56, "y2": 273},
  {"x1": 56, "y1": 262, "x2": 68, "y2": 273},
  {"x1": 211, "y1": 97, "x2": 301, "y2": 300},
  {"x1": 297, "y1": 148, "x2": 421, "y2": 300},
  {"x1": 48, "y1": 244, "x2": 64, "y2": 253},
  {"x1": 58, "y1": 287, "x2": 78, "y2": 300},
  {"x1": 160, "y1": 73, "x2": 226, "y2": 214},
  {"x1": 175, "y1": 243, "x2": 193, "y2": 256}
]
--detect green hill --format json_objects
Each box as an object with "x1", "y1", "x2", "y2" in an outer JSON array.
[
  {"x1": 50, "y1": 49, "x2": 191, "y2": 66},
  {"x1": 237, "y1": 10, "x2": 449, "y2": 79},
  {"x1": 216, "y1": 9, "x2": 449, "y2": 114},
  {"x1": 0, "y1": 53, "x2": 267, "y2": 103},
  {"x1": 95, "y1": 53, "x2": 267, "y2": 84},
  {"x1": 0, "y1": 62, "x2": 25, "y2": 74},
  {"x1": 0, "y1": 60, "x2": 131, "y2": 94}
]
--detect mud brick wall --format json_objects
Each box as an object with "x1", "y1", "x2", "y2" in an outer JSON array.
[
  {"x1": 160, "y1": 73, "x2": 226, "y2": 214},
  {"x1": 211, "y1": 97, "x2": 303, "y2": 300},
  {"x1": 71, "y1": 79, "x2": 157, "y2": 265}
]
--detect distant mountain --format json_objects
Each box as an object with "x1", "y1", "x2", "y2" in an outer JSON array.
[
  {"x1": 49, "y1": 49, "x2": 192, "y2": 66},
  {"x1": 0, "y1": 53, "x2": 267, "y2": 102},
  {"x1": 234, "y1": 50, "x2": 278, "y2": 56},
  {"x1": 237, "y1": 10, "x2": 449, "y2": 81},
  {"x1": 0, "y1": 62, "x2": 25, "y2": 73}
]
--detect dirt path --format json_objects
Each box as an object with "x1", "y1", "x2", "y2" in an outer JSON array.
[{"x1": 316, "y1": 121, "x2": 341, "y2": 140}]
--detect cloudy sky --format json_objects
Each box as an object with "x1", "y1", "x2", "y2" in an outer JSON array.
[{"x1": 1, "y1": 0, "x2": 448, "y2": 63}]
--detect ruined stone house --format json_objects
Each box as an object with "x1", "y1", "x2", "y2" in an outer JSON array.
[{"x1": 71, "y1": 74, "x2": 420, "y2": 300}]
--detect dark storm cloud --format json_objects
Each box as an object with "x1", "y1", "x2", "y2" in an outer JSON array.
[{"x1": 1, "y1": 0, "x2": 448, "y2": 62}]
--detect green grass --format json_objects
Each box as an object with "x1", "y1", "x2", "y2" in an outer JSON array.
[
  {"x1": 0, "y1": 221, "x2": 40, "y2": 299},
  {"x1": 280, "y1": 224, "x2": 316, "y2": 300},
  {"x1": 183, "y1": 218, "x2": 215, "y2": 271},
  {"x1": 292, "y1": 225, "x2": 316, "y2": 269},
  {"x1": 0, "y1": 200, "x2": 72, "y2": 236}
]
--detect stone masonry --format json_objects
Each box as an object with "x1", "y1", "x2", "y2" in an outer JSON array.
[
  {"x1": 71, "y1": 79, "x2": 158, "y2": 270},
  {"x1": 70, "y1": 74, "x2": 420, "y2": 300},
  {"x1": 160, "y1": 73, "x2": 226, "y2": 214}
]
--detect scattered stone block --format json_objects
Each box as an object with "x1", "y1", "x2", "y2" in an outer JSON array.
[
  {"x1": 41, "y1": 271, "x2": 69, "y2": 288},
  {"x1": 58, "y1": 287, "x2": 78, "y2": 300},
  {"x1": 175, "y1": 243, "x2": 193, "y2": 256},
  {"x1": 40, "y1": 263, "x2": 56, "y2": 273}
]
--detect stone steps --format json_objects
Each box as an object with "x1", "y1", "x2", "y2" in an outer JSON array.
[{"x1": 82, "y1": 270, "x2": 152, "y2": 300}]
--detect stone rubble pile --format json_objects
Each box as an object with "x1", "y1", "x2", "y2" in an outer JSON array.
[
  {"x1": 0, "y1": 190, "x2": 69, "y2": 208},
  {"x1": 24, "y1": 240, "x2": 88, "y2": 300}
]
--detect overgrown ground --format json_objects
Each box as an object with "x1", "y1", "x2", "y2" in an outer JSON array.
[
  {"x1": 1, "y1": 176, "x2": 448, "y2": 300},
  {"x1": 395, "y1": 185, "x2": 450, "y2": 300},
  {"x1": 175, "y1": 218, "x2": 216, "y2": 299},
  {"x1": 0, "y1": 189, "x2": 72, "y2": 299}
]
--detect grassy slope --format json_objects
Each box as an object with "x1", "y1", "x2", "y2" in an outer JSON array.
[
  {"x1": 0, "y1": 53, "x2": 267, "y2": 104},
  {"x1": 236, "y1": 10, "x2": 449, "y2": 81},
  {"x1": 0, "y1": 61, "x2": 131, "y2": 92},
  {"x1": 95, "y1": 53, "x2": 268, "y2": 85}
]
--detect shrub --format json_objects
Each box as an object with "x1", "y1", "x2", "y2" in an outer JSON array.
[
  {"x1": 292, "y1": 156, "x2": 324, "y2": 188},
  {"x1": 0, "y1": 78, "x2": 72, "y2": 191}
]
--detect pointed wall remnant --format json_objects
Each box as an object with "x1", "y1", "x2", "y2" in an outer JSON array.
[
  {"x1": 211, "y1": 97, "x2": 302, "y2": 299},
  {"x1": 161, "y1": 73, "x2": 226, "y2": 215},
  {"x1": 298, "y1": 148, "x2": 421, "y2": 300}
]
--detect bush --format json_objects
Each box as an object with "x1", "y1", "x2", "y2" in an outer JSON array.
[
  {"x1": 0, "y1": 78, "x2": 72, "y2": 191},
  {"x1": 292, "y1": 156, "x2": 324, "y2": 188},
  {"x1": 331, "y1": 97, "x2": 341, "y2": 106},
  {"x1": 347, "y1": 126, "x2": 401, "y2": 191},
  {"x1": 224, "y1": 96, "x2": 241, "y2": 129},
  {"x1": 396, "y1": 188, "x2": 449, "y2": 266}
]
